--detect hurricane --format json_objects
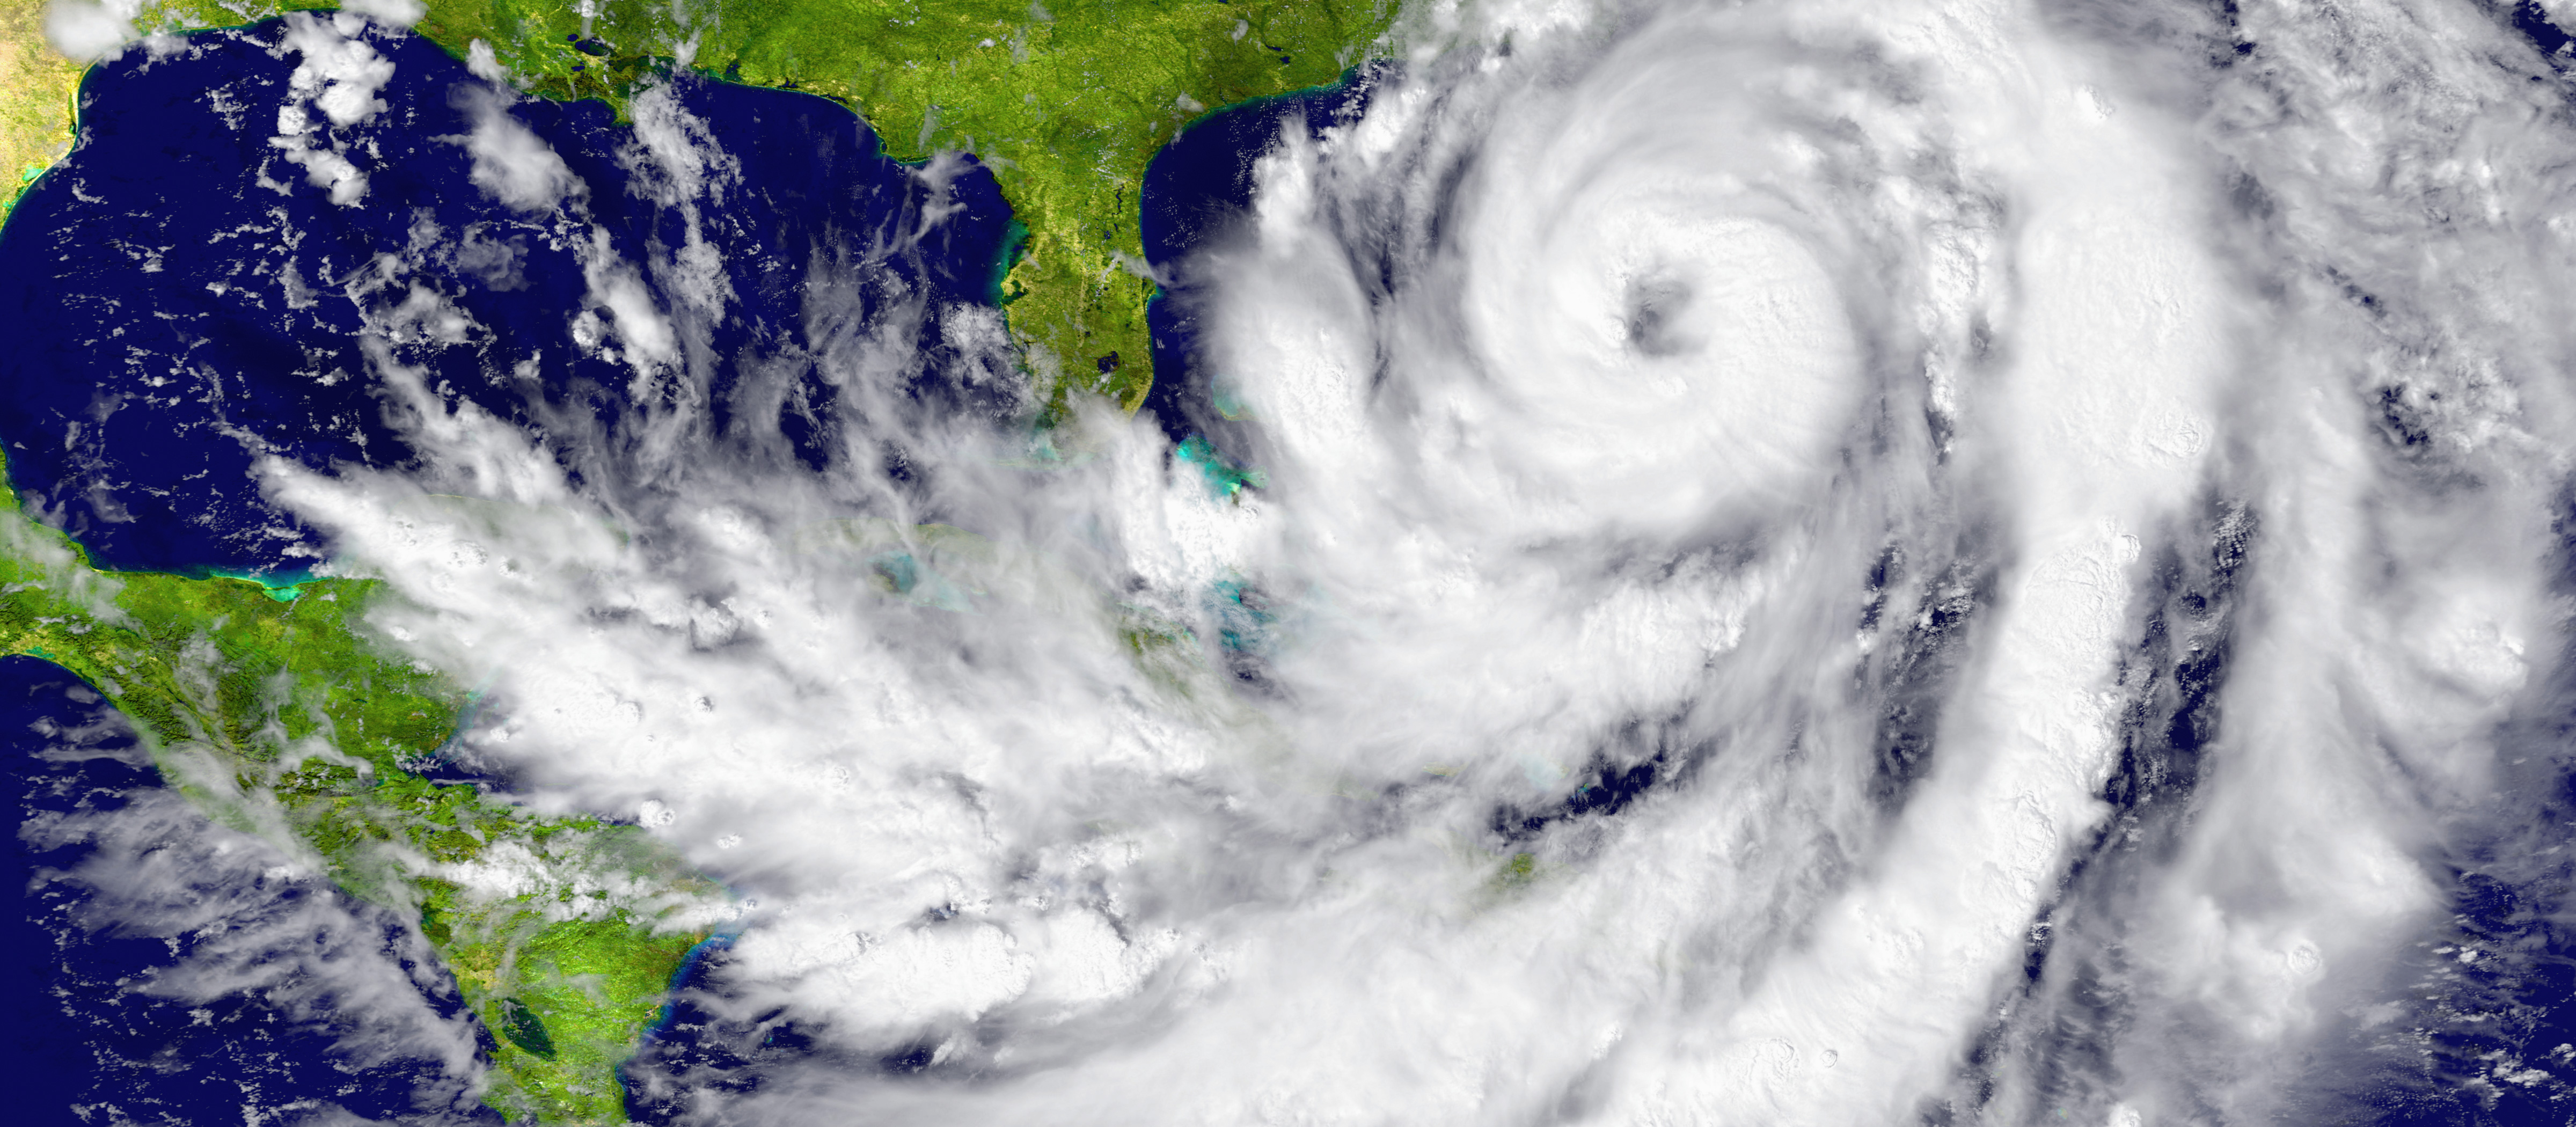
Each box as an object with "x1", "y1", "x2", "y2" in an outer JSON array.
[{"x1": 8, "y1": 0, "x2": 2576, "y2": 1122}]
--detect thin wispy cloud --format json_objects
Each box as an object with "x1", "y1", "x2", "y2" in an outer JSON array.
[{"x1": 26, "y1": 0, "x2": 2576, "y2": 1121}]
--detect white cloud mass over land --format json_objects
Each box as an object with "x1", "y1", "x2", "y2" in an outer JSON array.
[{"x1": 62, "y1": 0, "x2": 2576, "y2": 1121}]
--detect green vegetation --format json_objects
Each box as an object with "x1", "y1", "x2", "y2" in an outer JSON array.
[
  {"x1": 0, "y1": 2, "x2": 1397, "y2": 1121},
  {"x1": 0, "y1": 451, "x2": 719, "y2": 1125},
  {"x1": 99, "y1": 0, "x2": 1399, "y2": 413},
  {"x1": 434, "y1": 0, "x2": 1396, "y2": 413},
  {"x1": 0, "y1": 0, "x2": 83, "y2": 222}
]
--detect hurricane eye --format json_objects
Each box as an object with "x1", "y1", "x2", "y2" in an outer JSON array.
[{"x1": 1622, "y1": 273, "x2": 1701, "y2": 357}]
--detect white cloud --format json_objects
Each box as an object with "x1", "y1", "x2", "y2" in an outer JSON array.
[
  {"x1": 465, "y1": 38, "x2": 510, "y2": 85},
  {"x1": 266, "y1": 13, "x2": 396, "y2": 206},
  {"x1": 43, "y1": 0, "x2": 137, "y2": 63},
  {"x1": 340, "y1": 0, "x2": 425, "y2": 28},
  {"x1": 20, "y1": 699, "x2": 488, "y2": 1118},
  {"x1": 282, "y1": 12, "x2": 394, "y2": 127},
  {"x1": 228, "y1": 0, "x2": 2576, "y2": 1118},
  {"x1": 457, "y1": 89, "x2": 580, "y2": 213}
]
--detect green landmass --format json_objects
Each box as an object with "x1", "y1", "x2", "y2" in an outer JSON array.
[
  {"x1": 74, "y1": 0, "x2": 1399, "y2": 412},
  {"x1": 0, "y1": 2, "x2": 1394, "y2": 1121},
  {"x1": 0, "y1": 0, "x2": 82, "y2": 221},
  {"x1": 0, "y1": 449, "x2": 723, "y2": 1125},
  {"x1": 431, "y1": 0, "x2": 1396, "y2": 414}
]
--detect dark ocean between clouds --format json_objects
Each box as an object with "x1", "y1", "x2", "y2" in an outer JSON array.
[{"x1": 0, "y1": 16, "x2": 1356, "y2": 1122}]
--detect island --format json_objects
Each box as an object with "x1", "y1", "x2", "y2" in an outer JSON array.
[{"x1": 0, "y1": 0, "x2": 1397, "y2": 1121}]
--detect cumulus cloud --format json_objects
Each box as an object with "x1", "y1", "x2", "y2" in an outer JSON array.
[
  {"x1": 283, "y1": 12, "x2": 395, "y2": 127},
  {"x1": 340, "y1": 0, "x2": 426, "y2": 28},
  {"x1": 456, "y1": 88, "x2": 580, "y2": 213},
  {"x1": 42, "y1": 0, "x2": 137, "y2": 63},
  {"x1": 214, "y1": 0, "x2": 2576, "y2": 1119},
  {"x1": 268, "y1": 13, "x2": 397, "y2": 206}
]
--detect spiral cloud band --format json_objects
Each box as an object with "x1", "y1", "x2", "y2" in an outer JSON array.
[{"x1": 47, "y1": 0, "x2": 2568, "y2": 1120}]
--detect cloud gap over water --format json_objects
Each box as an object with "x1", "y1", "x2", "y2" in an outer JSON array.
[
  {"x1": 13, "y1": 0, "x2": 2576, "y2": 1121},
  {"x1": 0, "y1": 655, "x2": 499, "y2": 1125}
]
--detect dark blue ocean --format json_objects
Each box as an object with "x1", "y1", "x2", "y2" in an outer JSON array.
[
  {"x1": 0, "y1": 16, "x2": 1366, "y2": 1122},
  {"x1": 13, "y1": 10, "x2": 2568, "y2": 1124},
  {"x1": 0, "y1": 19, "x2": 1016, "y2": 577},
  {"x1": 0, "y1": 654, "x2": 505, "y2": 1124}
]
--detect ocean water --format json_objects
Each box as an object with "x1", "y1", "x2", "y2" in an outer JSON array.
[
  {"x1": 1139, "y1": 65, "x2": 1384, "y2": 451},
  {"x1": 9, "y1": 1, "x2": 2576, "y2": 1124},
  {"x1": 0, "y1": 654, "x2": 501, "y2": 1125},
  {"x1": 0, "y1": 15, "x2": 1014, "y2": 575},
  {"x1": 0, "y1": 14, "x2": 1347, "y2": 1119},
  {"x1": 0, "y1": 14, "x2": 1023, "y2": 1120}
]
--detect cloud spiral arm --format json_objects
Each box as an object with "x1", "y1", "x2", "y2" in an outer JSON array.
[{"x1": 91, "y1": 0, "x2": 2576, "y2": 1121}]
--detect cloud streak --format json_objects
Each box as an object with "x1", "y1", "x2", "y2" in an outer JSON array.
[{"x1": 148, "y1": 0, "x2": 2576, "y2": 1120}]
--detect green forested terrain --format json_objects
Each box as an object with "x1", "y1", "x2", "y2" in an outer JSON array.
[{"x1": 0, "y1": 2, "x2": 1392, "y2": 1119}]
